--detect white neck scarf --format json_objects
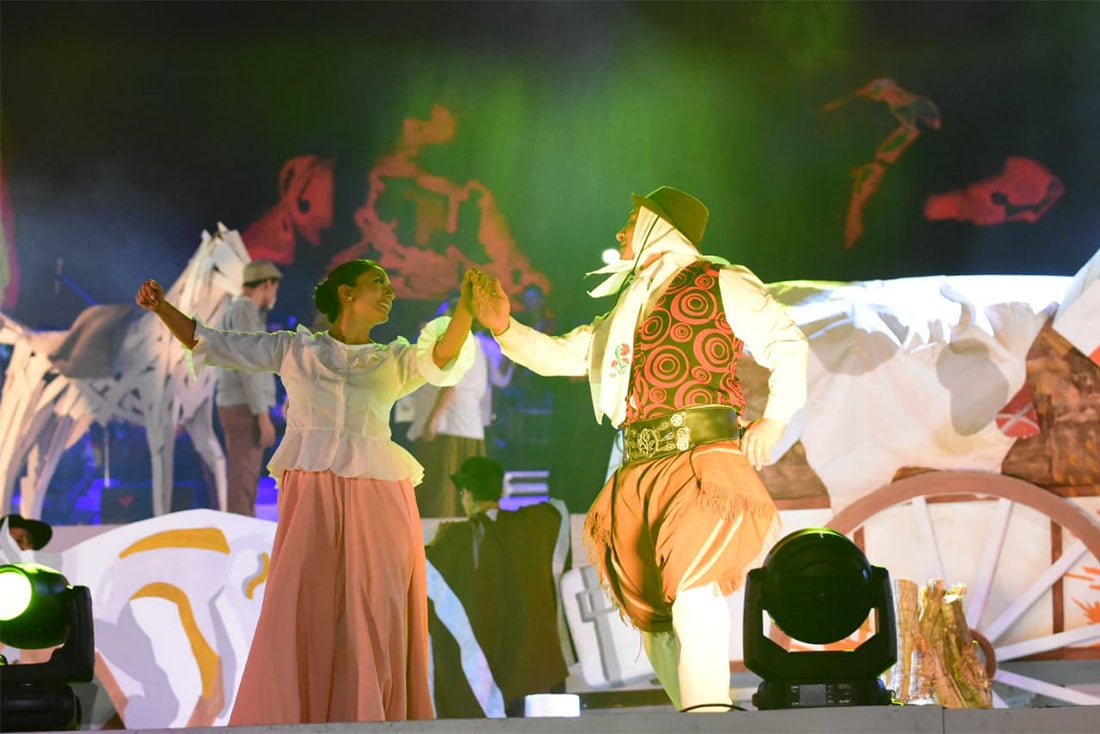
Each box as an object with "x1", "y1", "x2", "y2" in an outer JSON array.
[{"x1": 585, "y1": 208, "x2": 728, "y2": 426}]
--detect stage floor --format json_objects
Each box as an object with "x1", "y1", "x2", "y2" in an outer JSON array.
[{"x1": 106, "y1": 705, "x2": 1096, "y2": 734}]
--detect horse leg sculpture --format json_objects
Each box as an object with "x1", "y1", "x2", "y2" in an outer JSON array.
[
  {"x1": 183, "y1": 399, "x2": 228, "y2": 513},
  {"x1": 19, "y1": 410, "x2": 90, "y2": 519},
  {"x1": 145, "y1": 402, "x2": 177, "y2": 517}
]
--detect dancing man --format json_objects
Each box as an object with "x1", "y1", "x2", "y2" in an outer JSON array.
[{"x1": 471, "y1": 186, "x2": 808, "y2": 712}]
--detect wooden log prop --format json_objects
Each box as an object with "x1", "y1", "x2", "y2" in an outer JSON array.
[
  {"x1": 891, "y1": 578, "x2": 923, "y2": 702},
  {"x1": 890, "y1": 578, "x2": 993, "y2": 708}
]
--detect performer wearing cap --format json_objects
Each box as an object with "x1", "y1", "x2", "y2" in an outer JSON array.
[
  {"x1": 425, "y1": 456, "x2": 570, "y2": 717},
  {"x1": 470, "y1": 186, "x2": 808, "y2": 712},
  {"x1": 216, "y1": 259, "x2": 283, "y2": 516},
  {"x1": 2, "y1": 513, "x2": 53, "y2": 551}
]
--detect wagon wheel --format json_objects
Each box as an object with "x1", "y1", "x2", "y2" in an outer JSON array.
[{"x1": 828, "y1": 470, "x2": 1100, "y2": 708}]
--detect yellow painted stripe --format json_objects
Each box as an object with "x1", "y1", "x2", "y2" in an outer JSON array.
[
  {"x1": 119, "y1": 528, "x2": 230, "y2": 558},
  {"x1": 245, "y1": 553, "x2": 270, "y2": 600},
  {"x1": 130, "y1": 582, "x2": 220, "y2": 699}
]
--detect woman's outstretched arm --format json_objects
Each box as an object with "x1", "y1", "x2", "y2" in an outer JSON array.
[
  {"x1": 431, "y1": 269, "x2": 477, "y2": 368},
  {"x1": 135, "y1": 279, "x2": 198, "y2": 349}
]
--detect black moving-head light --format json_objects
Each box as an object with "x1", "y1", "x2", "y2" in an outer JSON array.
[
  {"x1": 743, "y1": 527, "x2": 896, "y2": 709},
  {"x1": 0, "y1": 562, "x2": 95, "y2": 731}
]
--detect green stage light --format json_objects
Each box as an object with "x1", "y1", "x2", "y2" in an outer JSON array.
[
  {"x1": 0, "y1": 566, "x2": 33, "y2": 617},
  {"x1": 0, "y1": 563, "x2": 95, "y2": 732},
  {"x1": 0, "y1": 563, "x2": 74, "y2": 649}
]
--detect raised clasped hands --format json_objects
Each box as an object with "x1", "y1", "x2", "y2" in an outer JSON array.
[
  {"x1": 466, "y1": 269, "x2": 511, "y2": 335},
  {"x1": 457, "y1": 268, "x2": 478, "y2": 313}
]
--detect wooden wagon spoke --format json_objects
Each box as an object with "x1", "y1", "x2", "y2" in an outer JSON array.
[
  {"x1": 911, "y1": 495, "x2": 947, "y2": 581},
  {"x1": 994, "y1": 623, "x2": 1100, "y2": 662},
  {"x1": 966, "y1": 497, "x2": 1014, "y2": 628},
  {"x1": 982, "y1": 540, "x2": 1089, "y2": 644},
  {"x1": 993, "y1": 668, "x2": 1100, "y2": 706}
]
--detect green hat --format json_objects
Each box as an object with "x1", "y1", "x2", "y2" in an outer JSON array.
[
  {"x1": 450, "y1": 456, "x2": 504, "y2": 502},
  {"x1": 631, "y1": 186, "x2": 709, "y2": 246}
]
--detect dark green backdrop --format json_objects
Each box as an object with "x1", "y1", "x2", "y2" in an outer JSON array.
[{"x1": 3, "y1": 0, "x2": 1099, "y2": 515}]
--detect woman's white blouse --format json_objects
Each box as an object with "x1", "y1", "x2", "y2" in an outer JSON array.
[{"x1": 188, "y1": 316, "x2": 474, "y2": 486}]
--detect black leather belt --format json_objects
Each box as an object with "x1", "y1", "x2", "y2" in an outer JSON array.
[{"x1": 621, "y1": 405, "x2": 744, "y2": 466}]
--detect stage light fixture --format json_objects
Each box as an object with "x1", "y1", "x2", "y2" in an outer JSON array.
[
  {"x1": 600, "y1": 248, "x2": 621, "y2": 265},
  {"x1": 0, "y1": 563, "x2": 95, "y2": 732},
  {"x1": 743, "y1": 528, "x2": 897, "y2": 709}
]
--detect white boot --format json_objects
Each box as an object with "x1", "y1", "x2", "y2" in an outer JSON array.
[{"x1": 672, "y1": 583, "x2": 733, "y2": 712}]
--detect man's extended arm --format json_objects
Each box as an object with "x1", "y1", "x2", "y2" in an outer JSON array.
[
  {"x1": 472, "y1": 273, "x2": 591, "y2": 377},
  {"x1": 494, "y1": 318, "x2": 592, "y2": 378}
]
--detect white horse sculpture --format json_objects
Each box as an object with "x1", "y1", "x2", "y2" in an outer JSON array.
[{"x1": 0, "y1": 224, "x2": 250, "y2": 518}]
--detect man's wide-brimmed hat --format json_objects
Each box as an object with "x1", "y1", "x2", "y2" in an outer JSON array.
[
  {"x1": 243, "y1": 260, "x2": 283, "y2": 285},
  {"x1": 3, "y1": 514, "x2": 53, "y2": 550},
  {"x1": 631, "y1": 186, "x2": 709, "y2": 246}
]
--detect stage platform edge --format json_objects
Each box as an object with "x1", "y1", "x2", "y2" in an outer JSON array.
[{"x1": 83, "y1": 705, "x2": 1096, "y2": 734}]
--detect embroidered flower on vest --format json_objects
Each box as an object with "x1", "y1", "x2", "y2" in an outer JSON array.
[{"x1": 609, "y1": 342, "x2": 632, "y2": 377}]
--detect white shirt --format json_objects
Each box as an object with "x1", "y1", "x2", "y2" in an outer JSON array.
[
  {"x1": 476, "y1": 331, "x2": 512, "y2": 427},
  {"x1": 406, "y1": 340, "x2": 489, "y2": 441},
  {"x1": 189, "y1": 316, "x2": 474, "y2": 486},
  {"x1": 495, "y1": 263, "x2": 808, "y2": 426},
  {"x1": 214, "y1": 295, "x2": 277, "y2": 414}
]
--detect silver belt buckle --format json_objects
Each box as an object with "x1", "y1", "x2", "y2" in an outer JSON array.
[
  {"x1": 670, "y1": 412, "x2": 691, "y2": 451},
  {"x1": 633, "y1": 426, "x2": 662, "y2": 461},
  {"x1": 626, "y1": 411, "x2": 694, "y2": 462},
  {"x1": 675, "y1": 427, "x2": 691, "y2": 451}
]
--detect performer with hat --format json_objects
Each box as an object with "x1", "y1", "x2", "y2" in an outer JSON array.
[
  {"x1": 216, "y1": 259, "x2": 283, "y2": 516},
  {"x1": 470, "y1": 186, "x2": 808, "y2": 712},
  {"x1": 425, "y1": 456, "x2": 570, "y2": 717},
  {"x1": 2, "y1": 513, "x2": 53, "y2": 551}
]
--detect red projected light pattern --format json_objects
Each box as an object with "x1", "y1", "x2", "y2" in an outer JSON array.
[
  {"x1": 825, "y1": 77, "x2": 941, "y2": 250},
  {"x1": 240, "y1": 104, "x2": 551, "y2": 304},
  {"x1": 924, "y1": 156, "x2": 1065, "y2": 226}
]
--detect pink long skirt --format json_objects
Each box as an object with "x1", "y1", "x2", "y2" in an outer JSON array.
[{"x1": 229, "y1": 470, "x2": 435, "y2": 724}]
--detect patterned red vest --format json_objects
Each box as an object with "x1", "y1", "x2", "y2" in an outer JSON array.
[{"x1": 624, "y1": 261, "x2": 746, "y2": 424}]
